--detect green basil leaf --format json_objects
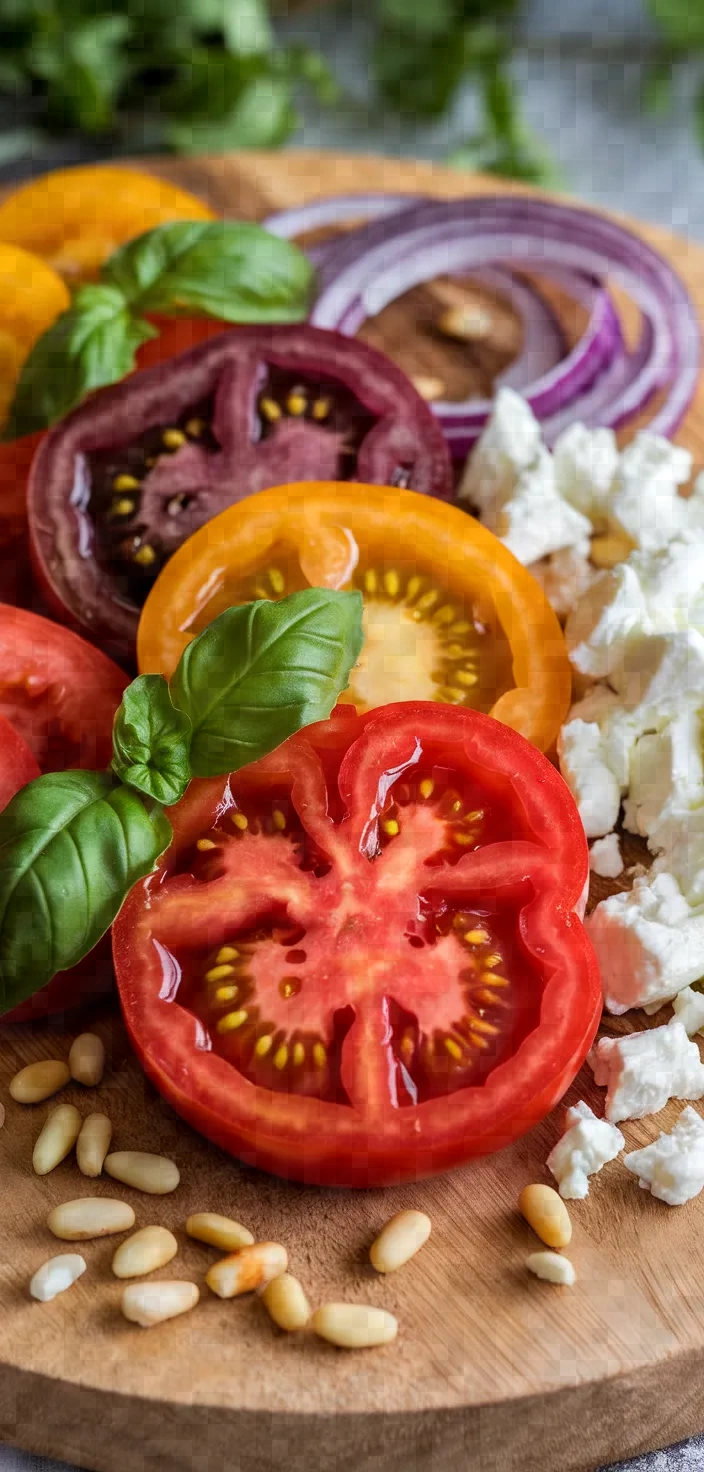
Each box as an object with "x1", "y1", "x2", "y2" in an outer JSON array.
[
  {"x1": 223, "y1": 0, "x2": 273, "y2": 56},
  {"x1": 0, "y1": 770, "x2": 171, "y2": 1014},
  {"x1": 103, "y1": 219, "x2": 313, "y2": 323},
  {"x1": 4, "y1": 285, "x2": 157, "y2": 439},
  {"x1": 112, "y1": 674, "x2": 192, "y2": 805},
  {"x1": 170, "y1": 588, "x2": 364, "y2": 777}
]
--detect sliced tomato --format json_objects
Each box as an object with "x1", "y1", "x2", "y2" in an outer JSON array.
[
  {"x1": 114, "y1": 702, "x2": 600, "y2": 1187},
  {"x1": 0, "y1": 609, "x2": 128, "y2": 1023},
  {"x1": 0, "y1": 711, "x2": 39, "y2": 808},
  {"x1": 0, "y1": 604, "x2": 128, "y2": 772},
  {"x1": 138, "y1": 480, "x2": 571, "y2": 753},
  {"x1": 28, "y1": 327, "x2": 451, "y2": 660}
]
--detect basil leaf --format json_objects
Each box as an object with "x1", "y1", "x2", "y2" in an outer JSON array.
[
  {"x1": 4, "y1": 285, "x2": 157, "y2": 439},
  {"x1": 0, "y1": 770, "x2": 171, "y2": 1014},
  {"x1": 112, "y1": 674, "x2": 192, "y2": 805},
  {"x1": 103, "y1": 220, "x2": 313, "y2": 324},
  {"x1": 223, "y1": 0, "x2": 273, "y2": 56},
  {"x1": 170, "y1": 589, "x2": 364, "y2": 777}
]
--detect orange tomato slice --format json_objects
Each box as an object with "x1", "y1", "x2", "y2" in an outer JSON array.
[{"x1": 0, "y1": 165, "x2": 215, "y2": 283}]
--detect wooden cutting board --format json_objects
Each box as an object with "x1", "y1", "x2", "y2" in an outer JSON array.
[{"x1": 2, "y1": 151, "x2": 704, "y2": 1472}]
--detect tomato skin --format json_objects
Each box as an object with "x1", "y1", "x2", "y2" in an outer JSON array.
[
  {"x1": 138, "y1": 480, "x2": 572, "y2": 754},
  {"x1": 0, "y1": 608, "x2": 127, "y2": 1024},
  {"x1": 114, "y1": 702, "x2": 601, "y2": 1187}
]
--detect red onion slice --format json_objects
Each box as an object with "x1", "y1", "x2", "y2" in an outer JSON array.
[{"x1": 310, "y1": 195, "x2": 699, "y2": 454}]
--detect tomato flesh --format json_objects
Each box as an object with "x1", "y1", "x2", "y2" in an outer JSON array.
[
  {"x1": 114, "y1": 703, "x2": 601, "y2": 1186},
  {"x1": 29, "y1": 327, "x2": 451, "y2": 659}
]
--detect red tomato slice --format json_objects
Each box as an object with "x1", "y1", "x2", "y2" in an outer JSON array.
[
  {"x1": 114, "y1": 702, "x2": 600, "y2": 1187},
  {"x1": 0, "y1": 603, "x2": 128, "y2": 771},
  {"x1": 0, "y1": 710, "x2": 39, "y2": 807},
  {"x1": 0, "y1": 608, "x2": 127, "y2": 1024}
]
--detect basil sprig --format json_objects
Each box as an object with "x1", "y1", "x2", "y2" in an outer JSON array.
[
  {"x1": 0, "y1": 588, "x2": 362, "y2": 1014},
  {"x1": 4, "y1": 219, "x2": 315, "y2": 440}
]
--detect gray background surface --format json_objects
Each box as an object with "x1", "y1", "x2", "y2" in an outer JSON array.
[{"x1": 2, "y1": 1, "x2": 703, "y2": 1468}]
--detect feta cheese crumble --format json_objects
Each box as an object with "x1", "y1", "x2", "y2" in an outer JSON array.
[
  {"x1": 623, "y1": 1105, "x2": 704, "y2": 1205},
  {"x1": 589, "y1": 1020, "x2": 704, "y2": 1122},
  {"x1": 457, "y1": 388, "x2": 591, "y2": 566},
  {"x1": 587, "y1": 873, "x2": 704, "y2": 1014},
  {"x1": 671, "y1": 986, "x2": 704, "y2": 1037},
  {"x1": 557, "y1": 720, "x2": 622, "y2": 839},
  {"x1": 589, "y1": 834, "x2": 623, "y2": 879},
  {"x1": 546, "y1": 1101, "x2": 624, "y2": 1199}
]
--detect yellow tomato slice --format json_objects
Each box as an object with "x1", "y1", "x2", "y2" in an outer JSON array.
[
  {"x1": 0, "y1": 165, "x2": 215, "y2": 282},
  {"x1": 0, "y1": 243, "x2": 70, "y2": 426},
  {"x1": 137, "y1": 481, "x2": 572, "y2": 753}
]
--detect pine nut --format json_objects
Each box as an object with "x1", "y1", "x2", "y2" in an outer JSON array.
[
  {"x1": 10, "y1": 1060, "x2": 70, "y2": 1104},
  {"x1": 519, "y1": 1184, "x2": 572, "y2": 1249},
  {"x1": 205, "y1": 1242, "x2": 288, "y2": 1299},
  {"x1": 185, "y1": 1212, "x2": 254, "y2": 1252},
  {"x1": 76, "y1": 1112, "x2": 112, "y2": 1177},
  {"x1": 68, "y1": 1033, "x2": 105, "y2": 1087},
  {"x1": 104, "y1": 1151, "x2": 179, "y2": 1195},
  {"x1": 47, "y1": 1197, "x2": 135, "y2": 1240},
  {"x1": 369, "y1": 1210, "x2": 431, "y2": 1273},
  {"x1": 260, "y1": 1273, "x2": 311, "y2": 1331},
  {"x1": 311, "y1": 1303, "x2": 398, "y2": 1349},
  {"x1": 30, "y1": 1253, "x2": 87, "y2": 1302},
  {"x1": 112, "y1": 1226, "x2": 178, "y2": 1279},
  {"x1": 32, "y1": 1103, "x2": 82, "y2": 1175},
  {"x1": 121, "y1": 1280, "x2": 199, "y2": 1327},
  {"x1": 526, "y1": 1250, "x2": 576, "y2": 1286}
]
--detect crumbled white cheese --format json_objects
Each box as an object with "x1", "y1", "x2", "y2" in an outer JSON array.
[
  {"x1": 615, "y1": 628, "x2": 704, "y2": 713},
  {"x1": 605, "y1": 433, "x2": 694, "y2": 553},
  {"x1": 671, "y1": 986, "x2": 704, "y2": 1036},
  {"x1": 589, "y1": 834, "x2": 623, "y2": 879},
  {"x1": 587, "y1": 872, "x2": 704, "y2": 1014},
  {"x1": 564, "y1": 562, "x2": 648, "y2": 681},
  {"x1": 495, "y1": 453, "x2": 593, "y2": 567},
  {"x1": 623, "y1": 710, "x2": 704, "y2": 840},
  {"x1": 623, "y1": 1104, "x2": 704, "y2": 1205},
  {"x1": 457, "y1": 389, "x2": 591, "y2": 566},
  {"x1": 546, "y1": 1101, "x2": 624, "y2": 1199},
  {"x1": 650, "y1": 808, "x2": 704, "y2": 908},
  {"x1": 589, "y1": 1020, "x2": 704, "y2": 1122},
  {"x1": 529, "y1": 545, "x2": 595, "y2": 620},
  {"x1": 557, "y1": 719, "x2": 622, "y2": 838},
  {"x1": 566, "y1": 686, "x2": 643, "y2": 791},
  {"x1": 552, "y1": 422, "x2": 619, "y2": 525},
  {"x1": 565, "y1": 538, "x2": 704, "y2": 689},
  {"x1": 457, "y1": 386, "x2": 542, "y2": 515}
]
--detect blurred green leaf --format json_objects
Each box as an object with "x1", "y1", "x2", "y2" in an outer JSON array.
[
  {"x1": 223, "y1": 0, "x2": 273, "y2": 55},
  {"x1": 169, "y1": 75, "x2": 296, "y2": 151},
  {"x1": 647, "y1": 0, "x2": 704, "y2": 49},
  {"x1": 642, "y1": 57, "x2": 674, "y2": 115}
]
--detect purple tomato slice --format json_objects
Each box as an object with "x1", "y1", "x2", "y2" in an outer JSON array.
[{"x1": 28, "y1": 326, "x2": 452, "y2": 660}]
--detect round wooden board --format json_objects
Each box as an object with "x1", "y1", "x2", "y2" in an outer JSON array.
[{"x1": 2, "y1": 151, "x2": 704, "y2": 1472}]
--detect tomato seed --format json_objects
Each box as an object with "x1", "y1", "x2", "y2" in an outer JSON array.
[
  {"x1": 419, "y1": 778, "x2": 434, "y2": 799},
  {"x1": 216, "y1": 1010, "x2": 248, "y2": 1033},
  {"x1": 292, "y1": 1042, "x2": 305, "y2": 1066},
  {"x1": 312, "y1": 396, "x2": 331, "y2": 420},
  {"x1": 205, "y1": 964, "x2": 235, "y2": 983},
  {"x1": 232, "y1": 813, "x2": 248, "y2": 831},
  {"x1": 259, "y1": 397, "x2": 281, "y2": 422},
  {"x1": 364, "y1": 569, "x2": 378, "y2": 594},
  {"x1": 465, "y1": 928, "x2": 489, "y2": 945},
  {"x1": 185, "y1": 417, "x2": 205, "y2": 437},
  {"x1": 381, "y1": 819, "x2": 399, "y2": 837},
  {"x1": 255, "y1": 1034, "x2": 274, "y2": 1057},
  {"x1": 268, "y1": 568, "x2": 286, "y2": 594},
  {"x1": 162, "y1": 428, "x2": 186, "y2": 450},
  {"x1": 444, "y1": 1037, "x2": 463, "y2": 1061},
  {"x1": 272, "y1": 808, "x2": 286, "y2": 830},
  {"x1": 274, "y1": 1044, "x2": 289, "y2": 1070},
  {"x1": 196, "y1": 838, "x2": 216, "y2": 851},
  {"x1": 279, "y1": 976, "x2": 300, "y2": 1000},
  {"x1": 215, "y1": 985, "x2": 238, "y2": 1002},
  {"x1": 286, "y1": 390, "x2": 307, "y2": 416},
  {"x1": 313, "y1": 1042, "x2": 327, "y2": 1068},
  {"x1": 112, "y1": 473, "x2": 140, "y2": 493}
]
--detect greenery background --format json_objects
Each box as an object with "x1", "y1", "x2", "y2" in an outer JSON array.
[{"x1": 0, "y1": 0, "x2": 698, "y2": 185}]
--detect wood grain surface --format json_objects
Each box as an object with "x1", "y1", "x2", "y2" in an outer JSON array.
[{"x1": 2, "y1": 150, "x2": 704, "y2": 1472}]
